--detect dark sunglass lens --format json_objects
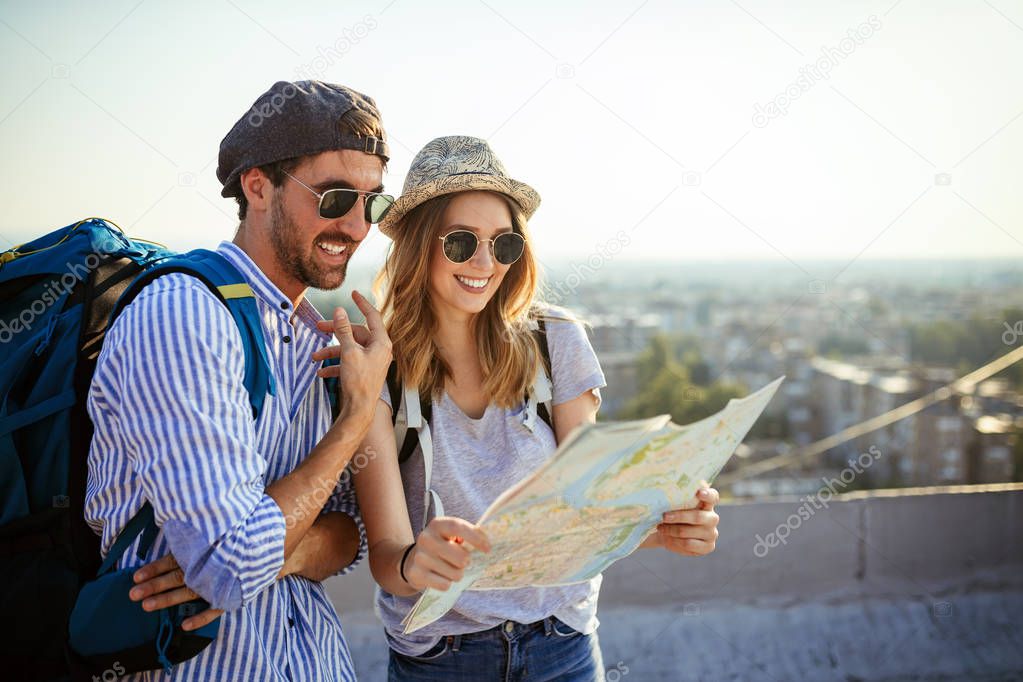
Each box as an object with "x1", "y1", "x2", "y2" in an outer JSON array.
[
  {"x1": 493, "y1": 233, "x2": 525, "y2": 264},
  {"x1": 443, "y1": 232, "x2": 478, "y2": 263},
  {"x1": 366, "y1": 194, "x2": 395, "y2": 224},
  {"x1": 319, "y1": 189, "x2": 359, "y2": 219}
]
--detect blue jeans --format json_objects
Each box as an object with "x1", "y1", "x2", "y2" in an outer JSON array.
[{"x1": 387, "y1": 617, "x2": 604, "y2": 682}]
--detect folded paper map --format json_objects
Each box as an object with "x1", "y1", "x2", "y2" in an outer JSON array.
[{"x1": 402, "y1": 376, "x2": 785, "y2": 633}]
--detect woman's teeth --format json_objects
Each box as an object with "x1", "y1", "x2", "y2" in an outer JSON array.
[{"x1": 456, "y1": 275, "x2": 489, "y2": 289}]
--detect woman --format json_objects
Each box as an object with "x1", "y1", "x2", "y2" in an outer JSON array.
[{"x1": 319, "y1": 136, "x2": 721, "y2": 681}]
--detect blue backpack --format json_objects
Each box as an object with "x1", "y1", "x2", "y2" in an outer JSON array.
[{"x1": 0, "y1": 218, "x2": 275, "y2": 680}]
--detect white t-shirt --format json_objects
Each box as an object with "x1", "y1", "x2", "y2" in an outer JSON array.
[{"x1": 375, "y1": 312, "x2": 607, "y2": 656}]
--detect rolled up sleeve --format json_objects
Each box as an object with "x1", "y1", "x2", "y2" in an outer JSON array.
[
  {"x1": 319, "y1": 466, "x2": 367, "y2": 576},
  {"x1": 103, "y1": 276, "x2": 286, "y2": 611}
]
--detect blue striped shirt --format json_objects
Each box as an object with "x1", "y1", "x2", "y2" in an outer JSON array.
[{"x1": 85, "y1": 241, "x2": 365, "y2": 681}]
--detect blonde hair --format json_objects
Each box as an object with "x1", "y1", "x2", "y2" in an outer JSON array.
[{"x1": 373, "y1": 192, "x2": 544, "y2": 408}]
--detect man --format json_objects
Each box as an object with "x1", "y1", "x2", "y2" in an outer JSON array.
[{"x1": 85, "y1": 80, "x2": 393, "y2": 680}]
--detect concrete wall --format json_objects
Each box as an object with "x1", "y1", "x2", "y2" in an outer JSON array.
[{"x1": 326, "y1": 485, "x2": 1023, "y2": 679}]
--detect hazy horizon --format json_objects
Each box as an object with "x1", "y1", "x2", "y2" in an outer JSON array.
[{"x1": 2, "y1": 0, "x2": 1021, "y2": 264}]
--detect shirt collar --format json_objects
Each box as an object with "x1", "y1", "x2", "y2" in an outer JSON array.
[{"x1": 216, "y1": 241, "x2": 331, "y2": 342}]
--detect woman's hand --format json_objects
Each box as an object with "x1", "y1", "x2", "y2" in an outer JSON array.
[
  {"x1": 647, "y1": 486, "x2": 720, "y2": 556},
  {"x1": 403, "y1": 517, "x2": 492, "y2": 592}
]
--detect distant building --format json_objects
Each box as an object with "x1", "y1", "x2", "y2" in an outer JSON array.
[{"x1": 810, "y1": 358, "x2": 1019, "y2": 487}]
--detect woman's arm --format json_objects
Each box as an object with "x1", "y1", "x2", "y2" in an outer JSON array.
[
  {"x1": 551, "y1": 389, "x2": 600, "y2": 443},
  {"x1": 355, "y1": 399, "x2": 490, "y2": 597}
]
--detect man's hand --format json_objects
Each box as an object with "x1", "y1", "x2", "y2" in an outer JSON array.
[
  {"x1": 312, "y1": 290, "x2": 392, "y2": 441},
  {"x1": 130, "y1": 512, "x2": 361, "y2": 629},
  {"x1": 647, "y1": 486, "x2": 720, "y2": 556},
  {"x1": 129, "y1": 555, "x2": 222, "y2": 632}
]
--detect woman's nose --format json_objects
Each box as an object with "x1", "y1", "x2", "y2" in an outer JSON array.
[{"x1": 469, "y1": 238, "x2": 495, "y2": 269}]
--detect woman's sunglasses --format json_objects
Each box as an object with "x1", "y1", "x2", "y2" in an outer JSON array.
[
  {"x1": 439, "y1": 229, "x2": 525, "y2": 265},
  {"x1": 283, "y1": 170, "x2": 395, "y2": 223}
]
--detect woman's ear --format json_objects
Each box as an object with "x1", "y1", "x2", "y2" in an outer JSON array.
[{"x1": 240, "y1": 167, "x2": 272, "y2": 215}]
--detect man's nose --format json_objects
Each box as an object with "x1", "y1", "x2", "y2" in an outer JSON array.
[{"x1": 338, "y1": 198, "x2": 371, "y2": 241}]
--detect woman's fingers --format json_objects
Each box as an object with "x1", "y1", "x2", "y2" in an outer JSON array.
[
  {"x1": 661, "y1": 536, "x2": 716, "y2": 556},
  {"x1": 410, "y1": 550, "x2": 465, "y2": 584},
  {"x1": 428, "y1": 517, "x2": 491, "y2": 553},
  {"x1": 697, "y1": 486, "x2": 719, "y2": 510},
  {"x1": 661, "y1": 509, "x2": 718, "y2": 526},
  {"x1": 413, "y1": 569, "x2": 453, "y2": 592},
  {"x1": 418, "y1": 531, "x2": 473, "y2": 571},
  {"x1": 658, "y1": 521, "x2": 719, "y2": 542}
]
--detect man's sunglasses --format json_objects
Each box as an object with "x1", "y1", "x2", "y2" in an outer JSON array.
[
  {"x1": 439, "y1": 229, "x2": 525, "y2": 265},
  {"x1": 283, "y1": 170, "x2": 395, "y2": 223}
]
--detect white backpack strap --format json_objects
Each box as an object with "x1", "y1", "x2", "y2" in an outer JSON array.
[
  {"x1": 402, "y1": 383, "x2": 443, "y2": 529},
  {"x1": 404, "y1": 384, "x2": 422, "y2": 429},
  {"x1": 523, "y1": 360, "x2": 554, "y2": 433}
]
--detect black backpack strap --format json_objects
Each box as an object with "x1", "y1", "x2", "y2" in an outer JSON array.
[
  {"x1": 386, "y1": 361, "x2": 401, "y2": 426},
  {"x1": 532, "y1": 319, "x2": 554, "y2": 431}
]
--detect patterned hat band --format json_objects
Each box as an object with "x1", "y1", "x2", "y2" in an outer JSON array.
[{"x1": 378, "y1": 136, "x2": 541, "y2": 238}]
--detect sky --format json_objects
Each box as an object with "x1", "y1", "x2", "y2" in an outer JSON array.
[{"x1": 1, "y1": 0, "x2": 1022, "y2": 284}]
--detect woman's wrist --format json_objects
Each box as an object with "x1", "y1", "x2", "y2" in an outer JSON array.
[{"x1": 399, "y1": 542, "x2": 416, "y2": 584}]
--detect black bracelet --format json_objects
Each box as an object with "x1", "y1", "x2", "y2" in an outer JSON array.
[{"x1": 399, "y1": 542, "x2": 416, "y2": 584}]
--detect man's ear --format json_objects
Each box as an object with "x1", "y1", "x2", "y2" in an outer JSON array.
[{"x1": 240, "y1": 167, "x2": 272, "y2": 214}]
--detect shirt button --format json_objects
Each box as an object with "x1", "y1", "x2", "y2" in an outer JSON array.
[
  {"x1": 282, "y1": 335, "x2": 292, "y2": 344},
  {"x1": 504, "y1": 621, "x2": 514, "y2": 633},
  {"x1": 280, "y1": 301, "x2": 290, "y2": 310}
]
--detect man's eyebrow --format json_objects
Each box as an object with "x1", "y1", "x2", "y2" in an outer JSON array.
[{"x1": 312, "y1": 178, "x2": 386, "y2": 194}]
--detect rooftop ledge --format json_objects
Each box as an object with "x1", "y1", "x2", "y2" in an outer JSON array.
[{"x1": 327, "y1": 484, "x2": 1023, "y2": 680}]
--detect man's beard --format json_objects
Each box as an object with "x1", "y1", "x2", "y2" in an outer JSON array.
[{"x1": 269, "y1": 193, "x2": 353, "y2": 291}]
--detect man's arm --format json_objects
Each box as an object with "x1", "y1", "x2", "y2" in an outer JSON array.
[
  {"x1": 105, "y1": 281, "x2": 387, "y2": 612},
  {"x1": 280, "y1": 511, "x2": 360, "y2": 581}
]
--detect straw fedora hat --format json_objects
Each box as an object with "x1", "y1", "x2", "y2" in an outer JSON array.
[{"x1": 378, "y1": 135, "x2": 541, "y2": 238}]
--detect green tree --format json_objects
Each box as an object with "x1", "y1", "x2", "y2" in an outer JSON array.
[{"x1": 618, "y1": 335, "x2": 745, "y2": 424}]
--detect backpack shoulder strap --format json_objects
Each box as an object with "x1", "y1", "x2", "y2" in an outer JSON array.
[
  {"x1": 387, "y1": 361, "x2": 432, "y2": 465},
  {"x1": 386, "y1": 361, "x2": 401, "y2": 425},
  {"x1": 532, "y1": 319, "x2": 553, "y2": 431},
  {"x1": 109, "y1": 249, "x2": 276, "y2": 420}
]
